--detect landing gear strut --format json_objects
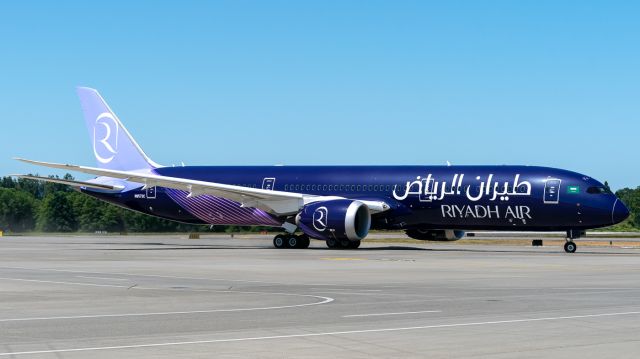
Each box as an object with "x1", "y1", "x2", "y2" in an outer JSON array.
[{"x1": 273, "y1": 234, "x2": 310, "y2": 249}]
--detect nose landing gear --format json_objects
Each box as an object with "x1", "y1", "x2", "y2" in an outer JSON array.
[
  {"x1": 564, "y1": 229, "x2": 584, "y2": 253},
  {"x1": 563, "y1": 241, "x2": 577, "y2": 253}
]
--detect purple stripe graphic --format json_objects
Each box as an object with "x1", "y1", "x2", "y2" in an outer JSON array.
[{"x1": 165, "y1": 189, "x2": 281, "y2": 226}]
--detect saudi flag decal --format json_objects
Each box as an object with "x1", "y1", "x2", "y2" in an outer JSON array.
[{"x1": 567, "y1": 186, "x2": 580, "y2": 194}]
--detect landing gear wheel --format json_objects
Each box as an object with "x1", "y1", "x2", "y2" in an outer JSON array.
[
  {"x1": 339, "y1": 239, "x2": 351, "y2": 249},
  {"x1": 326, "y1": 238, "x2": 339, "y2": 249},
  {"x1": 348, "y1": 240, "x2": 361, "y2": 249},
  {"x1": 297, "y1": 234, "x2": 310, "y2": 249},
  {"x1": 286, "y1": 235, "x2": 299, "y2": 249},
  {"x1": 564, "y1": 241, "x2": 577, "y2": 253},
  {"x1": 273, "y1": 234, "x2": 286, "y2": 249}
]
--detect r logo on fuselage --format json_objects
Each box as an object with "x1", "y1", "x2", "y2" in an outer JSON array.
[
  {"x1": 93, "y1": 112, "x2": 119, "y2": 164},
  {"x1": 313, "y1": 206, "x2": 328, "y2": 231}
]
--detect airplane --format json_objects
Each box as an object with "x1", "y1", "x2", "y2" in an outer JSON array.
[{"x1": 13, "y1": 87, "x2": 630, "y2": 253}]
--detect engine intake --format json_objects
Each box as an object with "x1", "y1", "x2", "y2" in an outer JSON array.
[
  {"x1": 296, "y1": 199, "x2": 370, "y2": 241},
  {"x1": 405, "y1": 229, "x2": 465, "y2": 241}
]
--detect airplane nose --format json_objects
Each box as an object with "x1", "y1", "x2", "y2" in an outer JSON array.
[{"x1": 612, "y1": 199, "x2": 630, "y2": 224}]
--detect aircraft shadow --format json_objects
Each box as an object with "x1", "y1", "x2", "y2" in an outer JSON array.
[{"x1": 65, "y1": 241, "x2": 640, "y2": 255}]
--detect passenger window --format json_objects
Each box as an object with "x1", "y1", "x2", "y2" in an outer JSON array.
[{"x1": 351, "y1": 185, "x2": 355, "y2": 191}]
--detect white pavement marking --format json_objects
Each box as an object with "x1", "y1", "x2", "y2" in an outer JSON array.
[
  {"x1": 0, "y1": 277, "x2": 129, "y2": 289},
  {"x1": 0, "y1": 277, "x2": 334, "y2": 322},
  {"x1": 0, "y1": 266, "x2": 385, "y2": 287},
  {"x1": 0, "y1": 276, "x2": 334, "y2": 302},
  {"x1": 1, "y1": 311, "x2": 639, "y2": 356},
  {"x1": 75, "y1": 276, "x2": 129, "y2": 281},
  {"x1": 311, "y1": 288, "x2": 382, "y2": 292},
  {"x1": 0, "y1": 296, "x2": 334, "y2": 322},
  {"x1": 0, "y1": 276, "x2": 336, "y2": 301},
  {"x1": 311, "y1": 291, "x2": 409, "y2": 296},
  {"x1": 342, "y1": 310, "x2": 442, "y2": 318}
]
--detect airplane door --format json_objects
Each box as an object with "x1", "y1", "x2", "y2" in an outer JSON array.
[
  {"x1": 262, "y1": 178, "x2": 276, "y2": 190},
  {"x1": 543, "y1": 178, "x2": 561, "y2": 204},
  {"x1": 146, "y1": 186, "x2": 156, "y2": 199}
]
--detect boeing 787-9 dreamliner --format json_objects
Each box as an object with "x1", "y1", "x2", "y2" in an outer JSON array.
[{"x1": 13, "y1": 88, "x2": 630, "y2": 253}]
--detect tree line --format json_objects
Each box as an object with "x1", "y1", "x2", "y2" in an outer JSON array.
[{"x1": 0, "y1": 175, "x2": 639, "y2": 233}]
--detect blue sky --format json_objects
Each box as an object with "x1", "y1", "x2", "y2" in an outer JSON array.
[{"x1": 0, "y1": 1, "x2": 638, "y2": 189}]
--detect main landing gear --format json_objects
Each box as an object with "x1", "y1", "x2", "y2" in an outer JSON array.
[
  {"x1": 273, "y1": 234, "x2": 310, "y2": 249},
  {"x1": 326, "y1": 238, "x2": 361, "y2": 249},
  {"x1": 564, "y1": 229, "x2": 583, "y2": 253}
]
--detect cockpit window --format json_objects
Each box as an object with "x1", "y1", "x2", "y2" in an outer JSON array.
[{"x1": 587, "y1": 186, "x2": 611, "y2": 194}]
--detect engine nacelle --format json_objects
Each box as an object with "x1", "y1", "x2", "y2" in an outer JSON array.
[
  {"x1": 296, "y1": 199, "x2": 371, "y2": 241},
  {"x1": 405, "y1": 229, "x2": 465, "y2": 241}
]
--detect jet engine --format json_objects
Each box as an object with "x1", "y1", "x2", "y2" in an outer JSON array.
[
  {"x1": 405, "y1": 229, "x2": 465, "y2": 241},
  {"x1": 296, "y1": 199, "x2": 371, "y2": 241}
]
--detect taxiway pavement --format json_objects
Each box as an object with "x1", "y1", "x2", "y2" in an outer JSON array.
[{"x1": 0, "y1": 235, "x2": 639, "y2": 358}]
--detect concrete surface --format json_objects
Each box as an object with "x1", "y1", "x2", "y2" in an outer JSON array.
[{"x1": 0, "y1": 235, "x2": 639, "y2": 358}]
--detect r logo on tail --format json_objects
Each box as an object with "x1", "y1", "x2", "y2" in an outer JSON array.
[
  {"x1": 93, "y1": 112, "x2": 119, "y2": 164},
  {"x1": 79, "y1": 87, "x2": 160, "y2": 170}
]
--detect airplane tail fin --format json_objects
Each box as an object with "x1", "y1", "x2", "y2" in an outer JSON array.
[{"x1": 77, "y1": 87, "x2": 161, "y2": 171}]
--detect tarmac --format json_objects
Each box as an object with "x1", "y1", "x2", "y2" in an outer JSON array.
[{"x1": 0, "y1": 234, "x2": 639, "y2": 358}]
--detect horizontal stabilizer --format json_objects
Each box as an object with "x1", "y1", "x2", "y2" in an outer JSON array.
[{"x1": 11, "y1": 174, "x2": 124, "y2": 191}]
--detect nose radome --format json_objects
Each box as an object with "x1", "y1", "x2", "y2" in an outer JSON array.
[{"x1": 612, "y1": 199, "x2": 630, "y2": 224}]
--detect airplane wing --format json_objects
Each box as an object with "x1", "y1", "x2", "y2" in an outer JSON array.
[
  {"x1": 14, "y1": 158, "x2": 390, "y2": 216},
  {"x1": 11, "y1": 174, "x2": 124, "y2": 191}
]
